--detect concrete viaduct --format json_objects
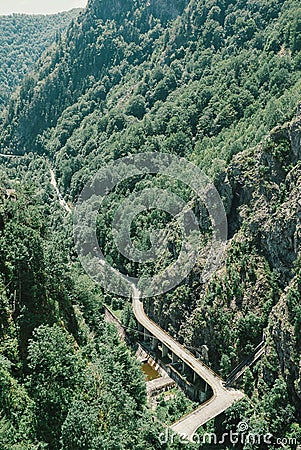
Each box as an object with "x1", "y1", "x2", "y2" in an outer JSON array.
[
  {"x1": 49, "y1": 169, "x2": 246, "y2": 442},
  {"x1": 132, "y1": 285, "x2": 245, "y2": 441}
]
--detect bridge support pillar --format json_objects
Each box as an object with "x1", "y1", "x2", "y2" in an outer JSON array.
[
  {"x1": 182, "y1": 361, "x2": 186, "y2": 374},
  {"x1": 199, "y1": 391, "x2": 207, "y2": 402},
  {"x1": 151, "y1": 337, "x2": 158, "y2": 350},
  {"x1": 138, "y1": 322, "x2": 143, "y2": 332},
  {"x1": 172, "y1": 353, "x2": 179, "y2": 364},
  {"x1": 162, "y1": 344, "x2": 168, "y2": 358},
  {"x1": 143, "y1": 328, "x2": 148, "y2": 342}
]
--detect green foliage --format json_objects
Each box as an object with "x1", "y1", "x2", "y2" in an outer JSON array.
[
  {"x1": 0, "y1": 10, "x2": 80, "y2": 109},
  {"x1": 286, "y1": 257, "x2": 301, "y2": 349},
  {"x1": 27, "y1": 325, "x2": 83, "y2": 446},
  {"x1": 155, "y1": 389, "x2": 197, "y2": 425},
  {"x1": 0, "y1": 0, "x2": 301, "y2": 447},
  {"x1": 121, "y1": 301, "x2": 139, "y2": 341},
  {"x1": 180, "y1": 238, "x2": 278, "y2": 370},
  {"x1": 262, "y1": 378, "x2": 296, "y2": 437},
  {"x1": 237, "y1": 313, "x2": 263, "y2": 354},
  {"x1": 0, "y1": 356, "x2": 37, "y2": 448},
  {"x1": 2, "y1": 0, "x2": 301, "y2": 165},
  {"x1": 220, "y1": 354, "x2": 232, "y2": 378},
  {"x1": 126, "y1": 95, "x2": 147, "y2": 119},
  {"x1": 220, "y1": 387, "x2": 297, "y2": 450},
  {"x1": 0, "y1": 179, "x2": 167, "y2": 449},
  {"x1": 242, "y1": 368, "x2": 255, "y2": 398},
  {"x1": 60, "y1": 400, "x2": 102, "y2": 450}
]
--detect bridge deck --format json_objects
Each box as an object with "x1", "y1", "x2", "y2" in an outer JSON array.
[{"x1": 132, "y1": 286, "x2": 244, "y2": 441}]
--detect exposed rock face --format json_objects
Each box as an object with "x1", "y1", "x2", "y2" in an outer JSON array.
[
  {"x1": 216, "y1": 115, "x2": 301, "y2": 410},
  {"x1": 148, "y1": 0, "x2": 188, "y2": 21},
  {"x1": 148, "y1": 112, "x2": 301, "y2": 414},
  {"x1": 269, "y1": 289, "x2": 301, "y2": 418},
  {"x1": 289, "y1": 116, "x2": 301, "y2": 163},
  {"x1": 226, "y1": 116, "x2": 301, "y2": 283}
]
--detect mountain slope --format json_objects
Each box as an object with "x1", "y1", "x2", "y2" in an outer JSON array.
[
  {"x1": 0, "y1": 9, "x2": 82, "y2": 110},
  {"x1": 0, "y1": 0, "x2": 301, "y2": 448}
]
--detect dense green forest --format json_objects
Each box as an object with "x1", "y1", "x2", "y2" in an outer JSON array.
[
  {"x1": 0, "y1": 0, "x2": 301, "y2": 448},
  {"x1": 0, "y1": 9, "x2": 81, "y2": 109}
]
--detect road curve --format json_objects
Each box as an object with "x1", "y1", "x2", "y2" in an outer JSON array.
[
  {"x1": 52, "y1": 176, "x2": 244, "y2": 440},
  {"x1": 132, "y1": 285, "x2": 244, "y2": 441}
]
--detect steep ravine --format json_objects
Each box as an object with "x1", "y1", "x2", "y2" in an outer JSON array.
[{"x1": 146, "y1": 112, "x2": 301, "y2": 417}]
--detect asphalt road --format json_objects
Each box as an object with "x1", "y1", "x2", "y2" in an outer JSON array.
[
  {"x1": 132, "y1": 285, "x2": 244, "y2": 441},
  {"x1": 51, "y1": 175, "x2": 245, "y2": 441}
]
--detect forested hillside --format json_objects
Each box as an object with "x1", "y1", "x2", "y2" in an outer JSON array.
[
  {"x1": 0, "y1": 9, "x2": 81, "y2": 109},
  {"x1": 0, "y1": 0, "x2": 301, "y2": 449},
  {"x1": 0, "y1": 155, "x2": 167, "y2": 449}
]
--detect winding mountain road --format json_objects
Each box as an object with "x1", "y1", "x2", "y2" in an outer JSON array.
[
  {"x1": 132, "y1": 285, "x2": 244, "y2": 440},
  {"x1": 50, "y1": 170, "x2": 245, "y2": 440}
]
